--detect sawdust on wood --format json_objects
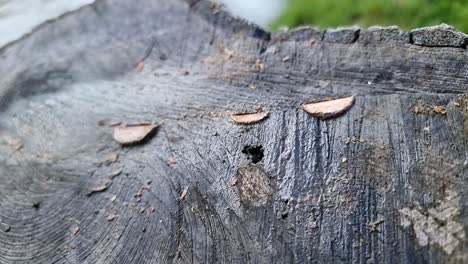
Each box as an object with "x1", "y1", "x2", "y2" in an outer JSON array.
[
  {"x1": 432, "y1": 105, "x2": 447, "y2": 115},
  {"x1": 412, "y1": 100, "x2": 448, "y2": 115},
  {"x1": 237, "y1": 164, "x2": 272, "y2": 207}
]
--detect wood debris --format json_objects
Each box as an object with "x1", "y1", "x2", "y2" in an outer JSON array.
[
  {"x1": 103, "y1": 153, "x2": 119, "y2": 166},
  {"x1": 109, "y1": 167, "x2": 123, "y2": 179},
  {"x1": 343, "y1": 137, "x2": 364, "y2": 144},
  {"x1": 309, "y1": 38, "x2": 316, "y2": 45},
  {"x1": 302, "y1": 96, "x2": 355, "y2": 119},
  {"x1": 223, "y1": 48, "x2": 234, "y2": 60},
  {"x1": 453, "y1": 101, "x2": 460, "y2": 107},
  {"x1": 134, "y1": 189, "x2": 143, "y2": 198},
  {"x1": 367, "y1": 218, "x2": 384, "y2": 232},
  {"x1": 412, "y1": 101, "x2": 447, "y2": 115},
  {"x1": 107, "y1": 214, "x2": 118, "y2": 221},
  {"x1": 230, "y1": 111, "x2": 269, "y2": 125},
  {"x1": 87, "y1": 179, "x2": 112, "y2": 196},
  {"x1": 1, "y1": 135, "x2": 23, "y2": 151},
  {"x1": 166, "y1": 157, "x2": 177, "y2": 165},
  {"x1": 255, "y1": 59, "x2": 264, "y2": 70},
  {"x1": 210, "y1": 1, "x2": 221, "y2": 14},
  {"x1": 71, "y1": 226, "x2": 80, "y2": 236},
  {"x1": 179, "y1": 186, "x2": 189, "y2": 200},
  {"x1": 2, "y1": 224, "x2": 10, "y2": 233},
  {"x1": 228, "y1": 177, "x2": 238, "y2": 186},
  {"x1": 135, "y1": 61, "x2": 145, "y2": 72},
  {"x1": 273, "y1": 47, "x2": 279, "y2": 55},
  {"x1": 431, "y1": 105, "x2": 447, "y2": 115},
  {"x1": 413, "y1": 105, "x2": 424, "y2": 114},
  {"x1": 112, "y1": 124, "x2": 158, "y2": 145},
  {"x1": 110, "y1": 121, "x2": 122, "y2": 127}
]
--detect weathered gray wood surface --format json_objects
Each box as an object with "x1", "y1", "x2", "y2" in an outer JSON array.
[{"x1": 1, "y1": 0, "x2": 468, "y2": 263}]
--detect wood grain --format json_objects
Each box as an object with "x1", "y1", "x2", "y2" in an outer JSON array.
[{"x1": 0, "y1": 0, "x2": 468, "y2": 263}]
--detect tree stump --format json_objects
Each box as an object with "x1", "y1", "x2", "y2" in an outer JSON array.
[{"x1": 0, "y1": 0, "x2": 468, "y2": 263}]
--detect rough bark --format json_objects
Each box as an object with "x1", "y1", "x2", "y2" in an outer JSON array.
[{"x1": 1, "y1": 0, "x2": 468, "y2": 263}]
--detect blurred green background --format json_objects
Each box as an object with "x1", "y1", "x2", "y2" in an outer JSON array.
[{"x1": 272, "y1": 0, "x2": 468, "y2": 32}]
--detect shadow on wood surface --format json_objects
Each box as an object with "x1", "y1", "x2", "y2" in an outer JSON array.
[{"x1": 0, "y1": 0, "x2": 468, "y2": 263}]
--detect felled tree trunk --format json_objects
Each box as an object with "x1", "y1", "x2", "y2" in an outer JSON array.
[{"x1": 0, "y1": 0, "x2": 468, "y2": 263}]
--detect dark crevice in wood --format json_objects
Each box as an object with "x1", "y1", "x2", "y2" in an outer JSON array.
[{"x1": 242, "y1": 145, "x2": 264, "y2": 164}]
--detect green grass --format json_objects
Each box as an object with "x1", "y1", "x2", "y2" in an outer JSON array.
[{"x1": 272, "y1": 0, "x2": 468, "y2": 32}]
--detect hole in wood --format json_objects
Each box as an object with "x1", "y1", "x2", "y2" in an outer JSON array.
[{"x1": 242, "y1": 145, "x2": 264, "y2": 164}]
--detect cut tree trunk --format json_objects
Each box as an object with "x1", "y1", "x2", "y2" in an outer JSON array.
[{"x1": 0, "y1": 0, "x2": 468, "y2": 263}]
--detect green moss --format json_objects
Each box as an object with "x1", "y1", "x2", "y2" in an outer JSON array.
[{"x1": 272, "y1": 0, "x2": 468, "y2": 32}]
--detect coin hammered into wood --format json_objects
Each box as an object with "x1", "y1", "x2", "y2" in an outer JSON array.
[
  {"x1": 302, "y1": 96, "x2": 355, "y2": 119},
  {"x1": 112, "y1": 124, "x2": 159, "y2": 145},
  {"x1": 229, "y1": 111, "x2": 269, "y2": 124}
]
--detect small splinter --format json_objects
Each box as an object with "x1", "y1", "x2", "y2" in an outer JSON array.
[
  {"x1": 71, "y1": 226, "x2": 80, "y2": 236},
  {"x1": 229, "y1": 177, "x2": 238, "y2": 186},
  {"x1": 432, "y1": 105, "x2": 447, "y2": 115},
  {"x1": 230, "y1": 111, "x2": 269, "y2": 125},
  {"x1": 1, "y1": 135, "x2": 23, "y2": 151},
  {"x1": 223, "y1": 48, "x2": 234, "y2": 60},
  {"x1": 179, "y1": 186, "x2": 189, "y2": 200},
  {"x1": 107, "y1": 214, "x2": 118, "y2": 221},
  {"x1": 302, "y1": 96, "x2": 355, "y2": 119}
]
